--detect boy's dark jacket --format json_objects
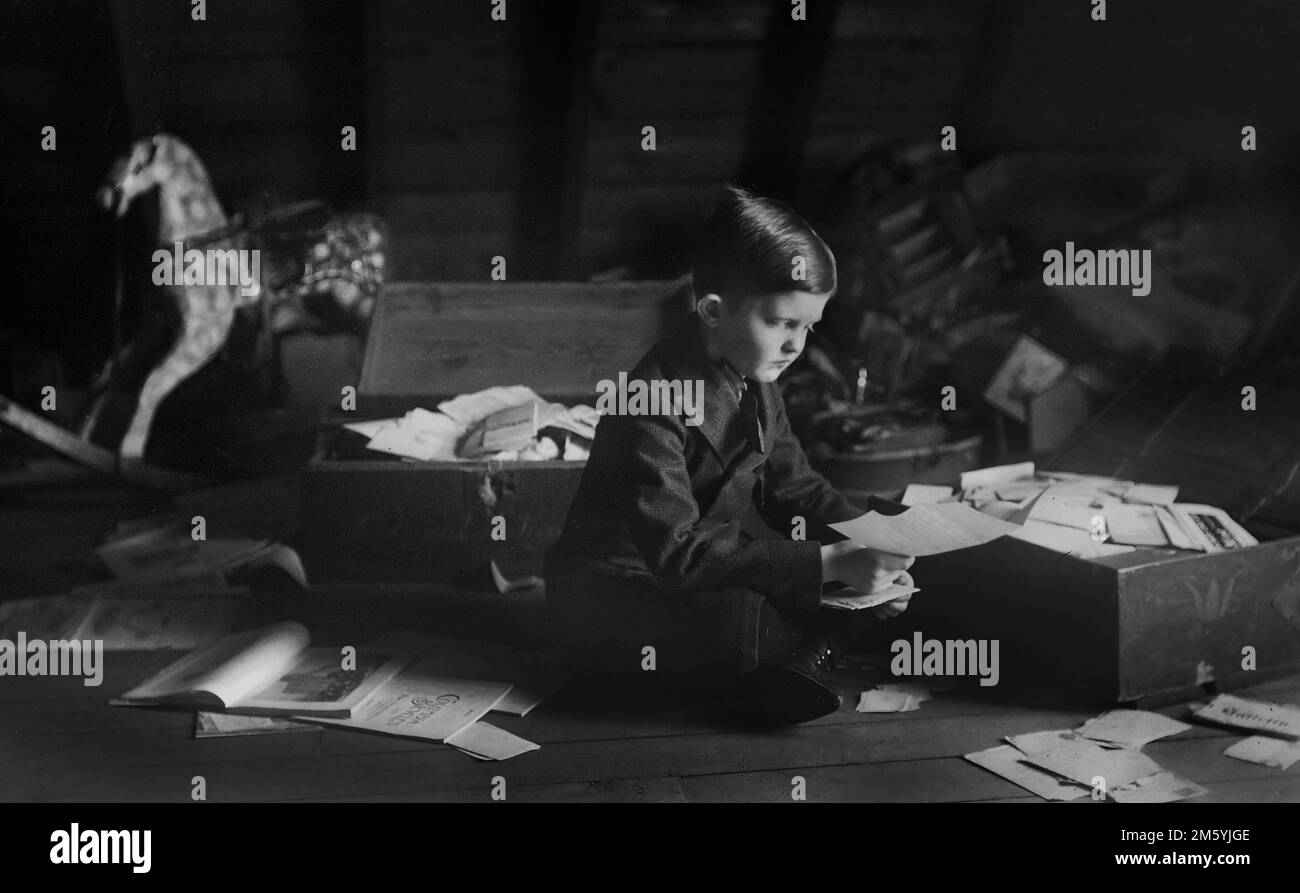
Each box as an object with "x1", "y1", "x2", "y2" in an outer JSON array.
[{"x1": 546, "y1": 312, "x2": 865, "y2": 618}]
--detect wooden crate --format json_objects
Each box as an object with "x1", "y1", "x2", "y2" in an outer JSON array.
[
  {"x1": 911, "y1": 358, "x2": 1300, "y2": 705},
  {"x1": 299, "y1": 280, "x2": 690, "y2": 585}
]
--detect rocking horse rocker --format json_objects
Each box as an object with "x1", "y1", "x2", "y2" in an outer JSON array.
[{"x1": 75, "y1": 132, "x2": 386, "y2": 483}]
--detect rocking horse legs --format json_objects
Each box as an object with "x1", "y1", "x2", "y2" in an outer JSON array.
[{"x1": 119, "y1": 304, "x2": 235, "y2": 466}]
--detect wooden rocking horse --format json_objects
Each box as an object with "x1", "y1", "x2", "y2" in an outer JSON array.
[{"x1": 82, "y1": 132, "x2": 386, "y2": 475}]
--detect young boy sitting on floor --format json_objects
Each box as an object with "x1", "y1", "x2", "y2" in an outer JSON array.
[{"x1": 544, "y1": 186, "x2": 915, "y2": 725}]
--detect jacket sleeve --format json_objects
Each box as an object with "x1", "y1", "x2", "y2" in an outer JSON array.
[
  {"x1": 756, "y1": 389, "x2": 866, "y2": 544},
  {"x1": 613, "y1": 411, "x2": 825, "y2": 615}
]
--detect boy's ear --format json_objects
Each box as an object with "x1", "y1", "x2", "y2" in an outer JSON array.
[{"x1": 696, "y1": 293, "x2": 723, "y2": 326}]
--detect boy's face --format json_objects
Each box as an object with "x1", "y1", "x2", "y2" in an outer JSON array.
[{"x1": 703, "y1": 289, "x2": 830, "y2": 384}]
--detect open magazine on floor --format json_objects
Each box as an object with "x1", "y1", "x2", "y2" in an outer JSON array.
[{"x1": 111, "y1": 621, "x2": 408, "y2": 717}]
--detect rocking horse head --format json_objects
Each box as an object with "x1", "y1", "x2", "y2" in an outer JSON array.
[{"x1": 95, "y1": 133, "x2": 226, "y2": 241}]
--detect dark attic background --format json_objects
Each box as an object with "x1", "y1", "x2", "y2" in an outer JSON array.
[{"x1": 2, "y1": 0, "x2": 1300, "y2": 482}]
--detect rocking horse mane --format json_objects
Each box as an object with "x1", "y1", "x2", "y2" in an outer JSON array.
[{"x1": 108, "y1": 132, "x2": 229, "y2": 244}]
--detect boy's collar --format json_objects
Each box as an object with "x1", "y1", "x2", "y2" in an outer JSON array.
[{"x1": 662, "y1": 312, "x2": 774, "y2": 459}]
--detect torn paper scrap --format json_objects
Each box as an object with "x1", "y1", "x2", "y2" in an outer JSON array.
[
  {"x1": 960, "y1": 462, "x2": 1035, "y2": 493},
  {"x1": 901, "y1": 484, "x2": 953, "y2": 506},
  {"x1": 856, "y1": 684, "x2": 931, "y2": 713},
  {"x1": 1109, "y1": 770, "x2": 1208, "y2": 803},
  {"x1": 1018, "y1": 738, "x2": 1165, "y2": 788},
  {"x1": 830, "y1": 503, "x2": 1018, "y2": 556},
  {"x1": 1223, "y1": 735, "x2": 1300, "y2": 770},
  {"x1": 1193, "y1": 693, "x2": 1300, "y2": 739},
  {"x1": 964, "y1": 745, "x2": 1090, "y2": 801},
  {"x1": 1076, "y1": 710, "x2": 1192, "y2": 748},
  {"x1": 820, "y1": 583, "x2": 919, "y2": 611},
  {"x1": 445, "y1": 720, "x2": 540, "y2": 760}
]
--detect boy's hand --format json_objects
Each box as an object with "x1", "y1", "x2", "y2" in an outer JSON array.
[
  {"x1": 869, "y1": 571, "x2": 915, "y2": 619},
  {"x1": 820, "y1": 541, "x2": 915, "y2": 593}
]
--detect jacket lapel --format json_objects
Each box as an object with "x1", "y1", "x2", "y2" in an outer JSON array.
[{"x1": 661, "y1": 314, "x2": 777, "y2": 470}]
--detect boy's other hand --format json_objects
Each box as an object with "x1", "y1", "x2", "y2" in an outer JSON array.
[
  {"x1": 820, "y1": 542, "x2": 915, "y2": 593},
  {"x1": 869, "y1": 570, "x2": 915, "y2": 619}
]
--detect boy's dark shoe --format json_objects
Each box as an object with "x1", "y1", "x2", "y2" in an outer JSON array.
[{"x1": 727, "y1": 636, "x2": 842, "y2": 726}]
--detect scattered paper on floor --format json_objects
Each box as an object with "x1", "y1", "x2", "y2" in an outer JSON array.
[
  {"x1": 445, "y1": 720, "x2": 539, "y2": 760},
  {"x1": 1076, "y1": 710, "x2": 1192, "y2": 748},
  {"x1": 1109, "y1": 770, "x2": 1208, "y2": 803},
  {"x1": 1193, "y1": 693, "x2": 1300, "y2": 739},
  {"x1": 857, "y1": 684, "x2": 930, "y2": 713},
  {"x1": 1223, "y1": 735, "x2": 1300, "y2": 770},
  {"x1": 964, "y1": 745, "x2": 1090, "y2": 801},
  {"x1": 1017, "y1": 738, "x2": 1165, "y2": 788}
]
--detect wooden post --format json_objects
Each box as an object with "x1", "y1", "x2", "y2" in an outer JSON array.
[{"x1": 738, "y1": 0, "x2": 841, "y2": 203}]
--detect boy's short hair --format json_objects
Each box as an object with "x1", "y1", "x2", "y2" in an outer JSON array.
[{"x1": 692, "y1": 184, "x2": 837, "y2": 304}]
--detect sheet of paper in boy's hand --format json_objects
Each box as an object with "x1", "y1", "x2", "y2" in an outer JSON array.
[
  {"x1": 1018, "y1": 738, "x2": 1166, "y2": 788},
  {"x1": 856, "y1": 684, "x2": 930, "y2": 713},
  {"x1": 1109, "y1": 770, "x2": 1208, "y2": 803},
  {"x1": 1122, "y1": 483, "x2": 1180, "y2": 506},
  {"x1": 1223, "y1": 735, "x2": 1300, "y2": 769},
  {"x1": 901, "y1": 484, "x2": 953, "y2": 506},
  {"x1": 1192, "y1": 693, "x2": 1300, "y2": 739},
  {"x1": 821, "y1": 583, "x2": 918, "y2": 611},
  {"x1": 1105, "y1": 504, "x2": 1170, "y2": 547},
  {"x1": 445, "y1": 720, "x2": 540, "y2": 760},
  {"x1": 964, "y1": 745, "x2": 1090, "y2": 801},
  {"x1": 1076, "y1": 710, "x2": 1192, "y2": 747},
  {"x1": 830, "y1": 503, "x2": 1018, "y2": 556},
  {"x1": 960, "y1": 462, "x2": 1035, "y2": 493}
]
